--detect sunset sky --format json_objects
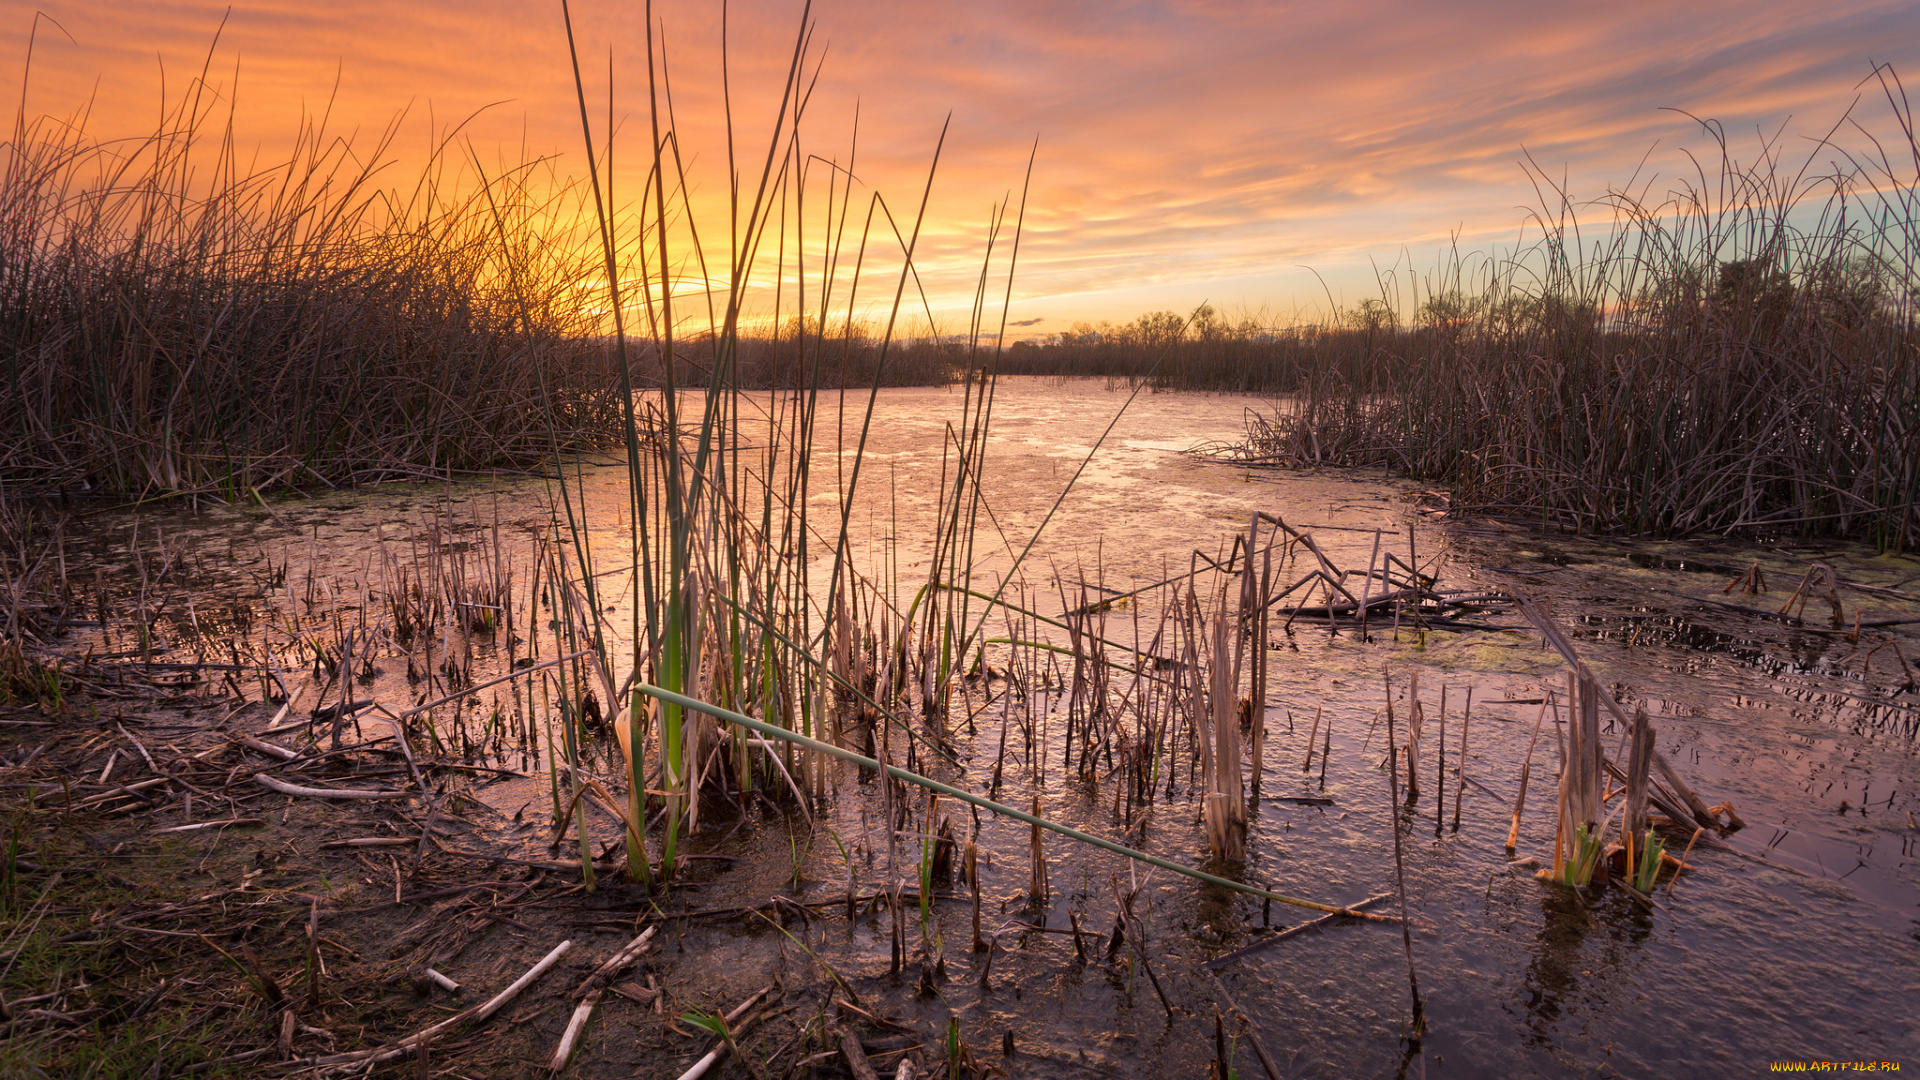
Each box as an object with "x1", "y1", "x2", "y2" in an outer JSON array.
[{"x1": 7, "y1": 0, "x2": 1918, "y2": 337}]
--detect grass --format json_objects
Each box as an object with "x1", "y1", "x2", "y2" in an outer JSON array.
[
  {"x1": 0, "y1": 34, "x2": 975, "y2": 503},
  {"x1": 0, "y1": 57, "x2": 638, "y2": 497},
  {"x1": 1011, "y1": 68, "x2": 1920, "y2": 550},
  {"x1": 0, "y1": 810, "x2": 261, "y2": 1079}
]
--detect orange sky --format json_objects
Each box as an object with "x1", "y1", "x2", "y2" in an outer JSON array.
[{"x1": 7, "y1": 0, "x2": 1918, "y2": 337}]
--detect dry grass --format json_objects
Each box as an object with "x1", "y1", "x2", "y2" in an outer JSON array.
[
  {"x1": 0, "y1": 55, "x2": 647, "y2": 498},
  {"x1": 1025, "y1": 70, "x2": 1920, "y2": 549}
]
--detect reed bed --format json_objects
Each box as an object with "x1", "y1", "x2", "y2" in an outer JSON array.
[
  {"x1": 0, "y1": 57, "x2": 621, "y2": 498},
  {"x1": 1032, "y1": 72, "x2": 1920, "y2": 548}
]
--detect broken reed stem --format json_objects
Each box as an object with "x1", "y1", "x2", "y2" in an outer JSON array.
[
  {"x1": 1029, "y1": 793, "x2": 1048, "y2": 905},
  {"x1": 292, "y1": 939, "x2": 572, "y2": 1070},
  {"x1": 1435, "y1": 685, "x2": 1446, "y2": 835},
  {"x1": 1383, "y1": 675, "x2": 1425, "y2": 1037},
  {"x1": 1506, "y1": 695, "x2": 1552, "y2": 854},
  {"x1": 549, "y1": 927, "x2": 657, "y2": 1070},
  {"x1": 1667, "y1": 827, "x2": 1705, "y2": 897},
  {"x1": 1452, "y1": 687, "x2": 1471, "y2": 833}
]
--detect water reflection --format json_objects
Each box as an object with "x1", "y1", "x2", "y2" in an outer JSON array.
[{"x1": 34, "y1": 379, "x2": 1920, "y2": 1076}]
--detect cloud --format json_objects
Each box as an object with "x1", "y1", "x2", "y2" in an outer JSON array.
[
  {"x1": 1009, "y1": 317, "x2": 1045, "y2": 326},
  {"x1": 5, "y1": 0, "x2": 1915, "y2": 326}
]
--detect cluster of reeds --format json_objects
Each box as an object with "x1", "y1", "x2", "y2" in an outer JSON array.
[
  {"x1": 0, "y1": 42, "x2": 633, "y2": 497},
  {"x1": 1510, "y1": 601, "x2": 1735, "y2": 899},
  {"x1": 521, "y1": 0, "x2": 1419, "y2": 911},
  {"x1": 1056, "y1": 72, "x2": 1920, "y2": 549},
  {"x1": 491, "y1": 0, "x2": 1053, "y2": 894}
]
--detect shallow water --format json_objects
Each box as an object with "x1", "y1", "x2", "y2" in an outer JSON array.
[{"x1": 45, "y1": 377, "x2": 1920, "y2": 1076}]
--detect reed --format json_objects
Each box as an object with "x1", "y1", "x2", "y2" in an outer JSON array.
[
  {"x1": 0, "y1": 47, "x2": 649, "y2": 496},
  {"x1": 1039, "y1": 73, "x2": 1920, "y2": 548}
]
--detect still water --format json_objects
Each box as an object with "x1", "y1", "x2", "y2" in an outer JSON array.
[{"x1": 59, "y1": 378, "x2": 1920, "y2": 1076}]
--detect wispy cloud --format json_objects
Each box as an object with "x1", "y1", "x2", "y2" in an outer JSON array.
[{"x1": 5, "y1": 0, "x2": 1915, "y2": 325}]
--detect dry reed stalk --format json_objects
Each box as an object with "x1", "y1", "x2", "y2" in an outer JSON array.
[
  {"x1": 1550, "y1": 720, "x2": 1570, "y2": 882},
  {"x1": 1204, "y1": 612, "x2": 1248, "y2": 861},
  {"x1": 1382, "y1": 675, "x2": 1425, "y2": 1038},
  {"x1": 1624, "y1": 704, "x2": 1654, "y2": 844},
  {"x1": 550, "y1": 927, "x2": 657, "y2": 1070},
  {"x1": 1028, "y1": 793, "x2": 1049, "y2": 904},
  {"x1": 1666, "y1": 827, "x2": 1705, "y2": 897},
  {"x1": 1435, "y1": 685, "x2": 1447, "y2": 834},
  {"x1": 1318, "y1": 713, "x2": 1331, "y2": 789},
  {"x1": 293, "y1": 939, "x2": 571, "y2": 1071},
  {"x1": 671, "y1": 985, "x2": 776, "y2": 1080},
  {"x1": 1404, "y1": 674, "x2": 1422, "y2": 801},
  {"x1": 1654, "y1": 749, "x2": 1720, "y2": 828}
]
